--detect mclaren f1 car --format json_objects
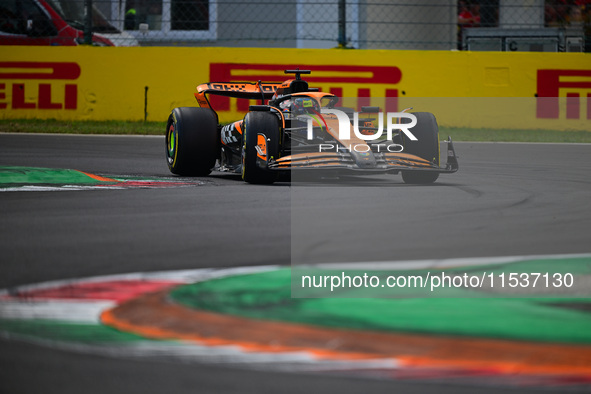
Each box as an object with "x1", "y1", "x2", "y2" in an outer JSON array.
[{"x1": 165, "y1": 69, "x2": 458, "y2": 184}]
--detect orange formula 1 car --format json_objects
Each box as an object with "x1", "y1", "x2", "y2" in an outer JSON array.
[{"x1": 165, "y1": 69, "x2": 458, "y2": 184}]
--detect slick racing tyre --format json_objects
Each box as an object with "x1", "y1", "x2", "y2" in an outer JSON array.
[
  {"x1": 401, "y1": 112, "x2": 440, "y2": 184},
  {"x1": 242, "y1": 111, "x2": 281, "y2": 184},
  {"x1": 166, "y1": 107, "x2": 218, "y2": 176}
]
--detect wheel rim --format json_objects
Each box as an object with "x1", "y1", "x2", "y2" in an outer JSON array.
[{"x1": 167, "y1": 123, "x2": 177, "y2": 166}]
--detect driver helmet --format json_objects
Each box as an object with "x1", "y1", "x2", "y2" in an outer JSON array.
[{"x1": 291, "y1": 97, "x2": 319, "y2": 115}]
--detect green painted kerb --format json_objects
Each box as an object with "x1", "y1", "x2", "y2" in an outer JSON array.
[
  {"x1": 0, "y1": 166, "x2": 117, "y2": 186},
  {"x1": 170, "y1": 258, "x2": 591, "y2": 344},
  {"x1": 0, "y1": 319, "x2": 145, "y2": 343}
]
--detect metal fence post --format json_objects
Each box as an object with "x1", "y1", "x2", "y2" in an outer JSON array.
[
  {"x1": 338, "y1": 0, "x2": 347, "y2": 47},
  {"x1": 84, "y1": 0, "x2": 93, "y2": 45}
]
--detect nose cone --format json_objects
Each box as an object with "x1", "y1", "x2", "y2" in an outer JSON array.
[{"x1": 349, "y1": 145, "x2": 377, "y2": 169}]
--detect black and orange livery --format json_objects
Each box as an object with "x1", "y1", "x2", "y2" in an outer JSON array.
[{"x1": 165, "y1": 69, "x2": 458, "y2": 184}]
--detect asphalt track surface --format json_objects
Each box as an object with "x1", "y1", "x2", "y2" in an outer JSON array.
[{"x1": 1, "y1": 133, "x2": 590, "y2": 394}]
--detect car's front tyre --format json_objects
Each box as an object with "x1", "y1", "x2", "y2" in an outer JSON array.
[{"x1": 401, "y1": 112, "x2": 440, "y2": 184}]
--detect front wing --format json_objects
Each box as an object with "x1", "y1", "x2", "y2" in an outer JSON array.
[{"x1": 268, "y1": 138, "x2": 459, "y2": 175}]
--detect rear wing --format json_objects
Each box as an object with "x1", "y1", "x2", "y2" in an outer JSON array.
[{"x1": 194, "y1": 82, "x2": 282, "y2": 111}]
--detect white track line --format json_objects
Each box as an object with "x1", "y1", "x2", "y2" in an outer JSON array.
[
  {"x1": 305, "y1": 252, "x2": 591, "y2": 270},
  {"x1": 0, "y1": 299, "x2": 115, "y2": 323}
]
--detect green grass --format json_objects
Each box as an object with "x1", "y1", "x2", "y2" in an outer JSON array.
[
  {"x1": 441, "y1": 127, "x2": 591, "y2": 143},
  {"x1": 0, "y1": 119, "x2": 166, "y2": 135},
  {"x1": 0, "y1": 119, "x2": 590, "y2": 143}
]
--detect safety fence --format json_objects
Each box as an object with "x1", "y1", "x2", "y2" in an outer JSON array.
[{"x1": 1, "y1": 0, "x2": 589, "y2": 50}]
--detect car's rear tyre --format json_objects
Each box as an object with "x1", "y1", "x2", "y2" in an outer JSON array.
[
  {"x1": 242, "y1": 111, "x2": 281, "y2": 184},
  {"x1": 401, "y1": 112, "x2": 440, "y2": 184},
  {"x1": 166, "y1": 107, "x2": 218, "y2": 176}
]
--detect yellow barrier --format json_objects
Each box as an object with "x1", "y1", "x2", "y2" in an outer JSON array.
[{"x1": 0, "y1": 46, "x2": 589, "y2": 130}]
